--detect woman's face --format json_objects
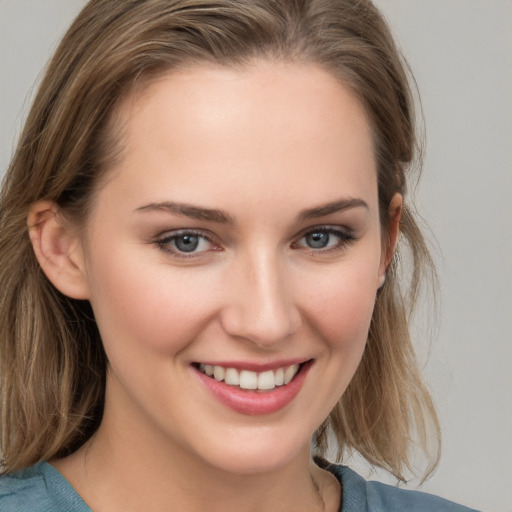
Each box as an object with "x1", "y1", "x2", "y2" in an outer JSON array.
[{"x1": 77, "y1": 62, "x2": 391, "y2": 474}]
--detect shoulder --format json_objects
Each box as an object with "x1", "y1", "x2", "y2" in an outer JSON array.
[
  {"x1": 0, "y1": 463, "x2": 52, "y2": 511},
  {"x1": 0, "y1": 462, "x2": 90, "y2": 512},
  {"x1": 323, "y1": 462, "x2": 480, "y2": 512}
]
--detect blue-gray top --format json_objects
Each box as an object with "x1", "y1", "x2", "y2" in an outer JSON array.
[{"x1": 0, "y1": 461, "x2": 480, "y2": 511}]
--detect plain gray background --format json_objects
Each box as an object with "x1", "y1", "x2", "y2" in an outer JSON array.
[{"x1": 1, "y1": 1, "x2": 511, "y2": 511}]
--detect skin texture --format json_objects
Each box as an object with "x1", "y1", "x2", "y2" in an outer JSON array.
[{"x1": 29, "y1": 61, "x2": 401, "y2": 512}]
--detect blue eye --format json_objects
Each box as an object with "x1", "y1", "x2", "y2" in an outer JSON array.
[
  {"x1": 156, "y1": 231, "x2": 215, "y2": 256},
  {"x1": 304, "y1": 231, "x2": 331, "y2": 249},
  {"x1": 295, "y1": 227, "x2": 355, "y2": 251},
  {"x1": 174, "y1": 234, "x2": 201, "y2": 252}
]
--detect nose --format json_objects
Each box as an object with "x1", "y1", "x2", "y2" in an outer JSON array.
[{"x1": 220, "y1": 250, "x2": 301, "y2": 348}]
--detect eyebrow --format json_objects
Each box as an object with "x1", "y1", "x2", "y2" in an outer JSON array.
[
  {"x1": 297, "y1": 198, "x2": 369, "y2": 221},
  {"x1": 135, "y1": 201, "x2": 235, "y2": 224},
  {"x1": 135, "y1": 197, "x2": 368, "y2": 224}
]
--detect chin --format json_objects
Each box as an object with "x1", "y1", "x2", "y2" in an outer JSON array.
[{"x1": 190, "y1": 427, "x2": 312, "y2": 476}]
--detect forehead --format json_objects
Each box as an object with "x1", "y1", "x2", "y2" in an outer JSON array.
[{"x1": 100, "y1": 61, "x2": 377, "y2": 217}]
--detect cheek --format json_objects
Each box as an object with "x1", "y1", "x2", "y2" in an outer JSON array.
[
  {"x1": 298, "y1": 261, "x2": 378, "y2": 351},
  {"x1": 290, "y1": 263, "x2": 379, "y2": 426},
  {"x1": 85, "y1": 246, "x2": 218, "y2": 357}
]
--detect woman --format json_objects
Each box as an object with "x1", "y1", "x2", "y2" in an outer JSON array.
[{"x1": 0, "y1": 1, "x2": 479, "y2": 510}]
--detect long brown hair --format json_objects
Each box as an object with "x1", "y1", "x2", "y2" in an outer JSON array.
[{"x1": 0, "y1": 0, "x2": 439, "y2": 479}]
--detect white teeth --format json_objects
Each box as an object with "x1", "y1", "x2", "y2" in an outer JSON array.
[
  {"x1": 257, "y1": 370, "x2": 276, "y2": 390},
  {"x1": 224, "y1": 368, "x2": 239, "y2": 386},
  {"x1": 274, "y1": 367, "x2": 284, "y2": 386},
  {"x1": 200, "y1": 363, "x2": 214, "y2": 377},
  {"x1": 239, "y1": 370, "x2": 258, "y2": 390},
  {"x1": 198, "y1": 363, "x2": 302, "y2": 390},
  {"x1": 284, "y1": 364, "x2": 299, "y2": 385},
  {"x1": 213, "y1": 366, "x2": 225, "y2": 381}
]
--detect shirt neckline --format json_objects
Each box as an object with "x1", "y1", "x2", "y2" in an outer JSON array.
[{"x1": 40, "y1": 459, "x2": 358, "y2": 512}]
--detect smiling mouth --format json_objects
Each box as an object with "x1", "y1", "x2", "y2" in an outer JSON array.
[{"x1": 195, "y1": 363, "x2": 305, "y2": 391}]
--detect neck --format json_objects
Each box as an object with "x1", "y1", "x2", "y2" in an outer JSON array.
[{"x1": 53, "y1": 409, "x2": 339, "y2": 512}]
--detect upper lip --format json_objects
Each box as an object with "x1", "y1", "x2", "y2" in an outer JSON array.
[{"x1": 193, "y1": 358, "x2": 311, "y2": 372}]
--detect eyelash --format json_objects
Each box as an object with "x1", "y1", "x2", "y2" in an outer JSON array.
[
  {"x1": 154, "y1": 226, "x2": 357, "y2": 259},
  {"x1": 293, "y1": 227, "x2": 357, "y2": 254},
  {"x1": 155, "y1": 229, "x2": 218, "y2": 259}
]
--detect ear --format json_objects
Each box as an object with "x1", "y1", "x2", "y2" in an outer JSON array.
[
  {"x1": 378, "y1": 193, "x2": 402, "y2": 288},
  {"x1": 27, "y1": 201, "x2": 90, "y2": 299}
]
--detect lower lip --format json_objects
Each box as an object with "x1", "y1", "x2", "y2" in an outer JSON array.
[{"x1": 194, "y1": 362, "x2": 312, "y2": 416}]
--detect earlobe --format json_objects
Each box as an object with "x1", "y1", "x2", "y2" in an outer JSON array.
[
  {"x1": 27, "y1": 201, "x2": 90, "y2": 300},
  {"x1": 378, "y1": 193, "x2": 402, "y2": 286}
]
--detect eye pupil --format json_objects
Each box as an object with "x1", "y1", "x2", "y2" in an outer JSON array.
[
  {"x1": 175, "y1": 235, "x2": 199, "y2": 252},
  {"x1": 306, "y1": 232, "x2": 329, "y2": 248}
]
